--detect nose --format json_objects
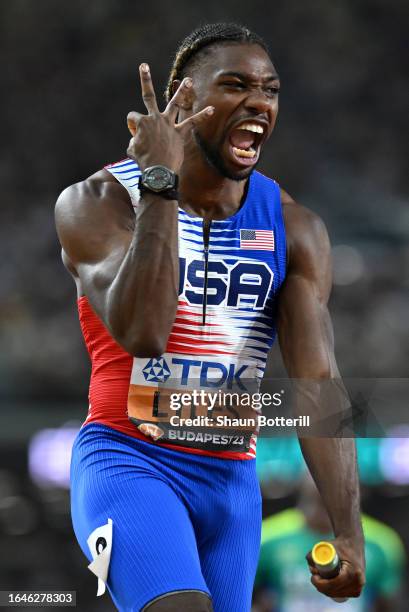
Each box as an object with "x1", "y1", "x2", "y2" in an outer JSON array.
[{"x1": 243, "y1": 90, "x2": 275, "y2": 115}]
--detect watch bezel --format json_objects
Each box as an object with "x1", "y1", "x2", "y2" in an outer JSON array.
[{"x1": 141, "y1": 165, "x2": 176, "y2": 193}]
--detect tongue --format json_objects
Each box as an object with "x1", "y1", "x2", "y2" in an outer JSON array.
[{"x1": 229, "y1": 129, "x2": 256, "y2": 150}]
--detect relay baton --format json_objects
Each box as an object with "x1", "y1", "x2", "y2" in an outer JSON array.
[{"x1": 311, "y1": 541, "x2": 348, "y2": 603}]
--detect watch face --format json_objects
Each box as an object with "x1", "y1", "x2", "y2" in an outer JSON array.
[{"x1": 145, "y1": 166, "x2": 172, "y2": 191}]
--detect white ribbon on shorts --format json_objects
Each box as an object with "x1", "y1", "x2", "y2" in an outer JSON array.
[{"x1": 87, "y1": 518, "x2": 113, "y2": 596}]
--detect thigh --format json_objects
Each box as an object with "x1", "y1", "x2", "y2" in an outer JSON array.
[
  {"x1": 197, "y1": 461, "x2": 262, "y2": 612},
  {"x1": 70, "y1": 427, "x2": 210, "y2": 611}
]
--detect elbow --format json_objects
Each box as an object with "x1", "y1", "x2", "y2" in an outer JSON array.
[
  {"x1": 310, "y1": 367, "x2": 335, "y2": 380},
  {"x1": 107, "y1": 306, "x2": 175, "y2": 358},
  {"x1": 131, "y1": 342, "x2": 167, "y2": 359},
  {"x1": 118, "y1": 334, "x2": 168, "y2": 359}
]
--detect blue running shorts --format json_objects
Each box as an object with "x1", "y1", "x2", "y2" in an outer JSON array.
[{"x1": 70, "y1": 423, "x2": 262, "y2": 611}]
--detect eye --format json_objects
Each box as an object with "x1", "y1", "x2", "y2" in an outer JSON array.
[
  {"x1": 265, "y1": 85, "x2": 280, "y2": 97},
  {"x1": 221, "y1": 81, "x2": 246, "y2": 89}
]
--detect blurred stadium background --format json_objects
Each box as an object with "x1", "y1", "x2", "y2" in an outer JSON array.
[{"x1": 1, "y1": 1, "x2": 408, "y2": 610}]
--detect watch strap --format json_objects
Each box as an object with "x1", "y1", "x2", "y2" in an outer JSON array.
[{"x1": 138, "y1": 182, "x2": 179, "y2": 200}]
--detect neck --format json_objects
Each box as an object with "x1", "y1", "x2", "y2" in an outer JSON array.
[{"x1": 178, "y1": 146, "x2": 248, "y2": 220}]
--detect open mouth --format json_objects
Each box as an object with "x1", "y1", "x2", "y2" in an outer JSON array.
[{"x1": 228, "y1": 122, "x2": 265, "y2": 164}]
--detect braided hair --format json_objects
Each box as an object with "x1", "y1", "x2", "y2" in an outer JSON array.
[{"x1": 165, "y1": 23, "x2": 269, "y2": 102}]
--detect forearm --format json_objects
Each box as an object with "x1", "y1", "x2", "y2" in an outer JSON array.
[
  {"x1": 106, "y1": 193, "x2": 179, "y2": 355},
  {"x1": 279, "y1": 312, "x2": 362, "y2": 538},
  {"x1": 299, "y1": 435, "x2": 363, "y2": 539},
  {"x1": 292, "y1": 375, "x2": 363, "y2": 540}
]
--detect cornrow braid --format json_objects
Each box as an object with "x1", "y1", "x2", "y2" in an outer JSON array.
[{"x1": 165, "y1": 22, "x2": 268, "y2": 102}]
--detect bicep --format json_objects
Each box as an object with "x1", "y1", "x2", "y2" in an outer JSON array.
[
  {"x1": 278, "y1": 206, "x2": 339, "y2": 378},
  {"x1": 55, "y1": 181, "x2": 133, "y2": 308},
  {"x1": 278, "y1": 274, "x2": 337, "y2": 378}
]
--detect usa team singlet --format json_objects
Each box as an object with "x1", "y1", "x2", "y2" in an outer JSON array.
[
  {"x1": 79, "y1": 157, "x2": 286, "y2": 459},
  {"x1": 70, "y1": 159, "x2": 287, "y2": 611}
]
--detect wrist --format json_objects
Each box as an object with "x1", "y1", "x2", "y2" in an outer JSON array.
[
  {"x1": 139, "y1": 165, "x2": 179, "y2": 201},
  {"x1": 140, "y1": 190, "x2": 179, "y2": 204},
  {"x1": 334, "y1": 531, "x2": 365, "y2": 556},
  {"x1": 334, "y1": 516, "x2": 364, "y2": 539}
]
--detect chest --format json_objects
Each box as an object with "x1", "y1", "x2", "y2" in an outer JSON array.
[{"x1": 178, "y1": 216, "x2": 277, "y2": 313}]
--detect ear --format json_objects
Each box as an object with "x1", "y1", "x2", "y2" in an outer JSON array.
[
  {"x1": 171, "y1": 79, "x2": 181, "y2": 98},
  {"x1": 171, "y1": 78, "x2": 194, "y2": 110}
]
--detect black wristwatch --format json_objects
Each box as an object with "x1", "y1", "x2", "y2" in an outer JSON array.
[{"x1": 138, "y1": 165, "x2": 179, "y2": 200}]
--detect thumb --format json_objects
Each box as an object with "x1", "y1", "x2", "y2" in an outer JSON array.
[{"x1": 126, "y1": 111, "x2": 142, "y2": 136}]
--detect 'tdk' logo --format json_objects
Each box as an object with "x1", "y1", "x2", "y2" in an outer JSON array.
[
  {"x1": 142, "y1": 357, "x2": 171, "y2": 383},
  {"x1": 142, "y1": 356, "x2": 249, "y2": 389}
]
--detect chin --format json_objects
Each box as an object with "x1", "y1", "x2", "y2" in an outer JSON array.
[
  {"x1": 224, "y1": 165, "x2": 255, "y2": 181},
  {"x1": 195, "y1": 132, "x2": 257, "y2": 181},
  {"x1": 206, "y1": 149, "x2": 258, "y2": 181}
]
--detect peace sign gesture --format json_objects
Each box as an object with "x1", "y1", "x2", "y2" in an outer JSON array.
[{"x1": 126, "y1": 63, "x2": 214, "y2": 172}]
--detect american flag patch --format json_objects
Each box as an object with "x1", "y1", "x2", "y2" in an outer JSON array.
[{"x1": 240, "y1": 229, "x2": 275, "y2": 251}]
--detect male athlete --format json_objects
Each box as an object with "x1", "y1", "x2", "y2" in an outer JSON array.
[{"x1": 55, "y1": 23, "x2": 365, "y2": 612}]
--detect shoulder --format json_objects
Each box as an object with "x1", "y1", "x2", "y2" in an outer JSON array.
[
  {"x1": 55, "y1": 168, "x2": 130, "y2": 220},
  {"x1": 55, "y1": 168, "x2": 133, "y2": 268},
  {"x1": 55, "y1": 168, "x2": 133, "y2": 239},
  {"x1": 281, "y1": 188, "x2": 330, "y2": 257},
  {"x1": 280, "y1": 188, "x2": 331, "y2": 280}
]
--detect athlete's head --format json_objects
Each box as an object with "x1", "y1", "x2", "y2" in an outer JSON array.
[{"x1": 166, "y1": 23, "x2": 280, "y2": 181}]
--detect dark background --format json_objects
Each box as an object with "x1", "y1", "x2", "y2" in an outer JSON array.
[{"x1": 0, "y1": 1, "x2": 408, "y2": 610}]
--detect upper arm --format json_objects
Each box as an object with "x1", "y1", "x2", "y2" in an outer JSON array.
[
  {"x1": 55, "y1": 175, "x2": 134, "y2": 313},
  {"x1": 277, "y1": 190, "x2": 338, "y2": 378}
]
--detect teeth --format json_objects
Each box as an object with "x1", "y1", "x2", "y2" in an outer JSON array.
[
  {"x1": 237, "y1": 123, "x2": 264, "y2": 134},
  {"x1": 233, "y1": 146, "x2": 256, "y2": 158}
]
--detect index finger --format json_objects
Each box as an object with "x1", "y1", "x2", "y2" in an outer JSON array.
[
  {"x1": 305, "y1": 551, "x2": 318, "y2": 574},
  {"x1": 139, "y1": 63, "x2": 159, "y2": 115}
]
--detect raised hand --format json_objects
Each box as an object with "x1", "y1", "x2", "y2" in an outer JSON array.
[{"x1": 126, "y1": 63, "x2": 214, "y2": 172}]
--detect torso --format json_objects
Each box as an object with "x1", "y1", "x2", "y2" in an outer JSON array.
[{"x1": 64, "y1": 159, "x2": 289, "y2": 458}]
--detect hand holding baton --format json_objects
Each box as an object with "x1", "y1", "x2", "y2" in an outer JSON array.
[{"x1": 311, "y1": 541, "x2": 348, "y2": 603}]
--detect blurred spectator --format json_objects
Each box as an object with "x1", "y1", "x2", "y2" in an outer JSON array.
[{"x1": 253, "y1": 474, "x2": 406, "y2": 611}]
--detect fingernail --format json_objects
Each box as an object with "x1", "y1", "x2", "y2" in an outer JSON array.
[
  {"x1": 141, "y1": 63, "x2": 149, "y2": 73},
  {"x1": 184, "y1": 78, "x2": 192, "y2": 88},
  {"x1": 206, "y1": 106, "x2": 214, "y2": 114}
]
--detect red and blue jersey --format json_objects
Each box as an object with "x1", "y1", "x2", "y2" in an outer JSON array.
[{"x1": 79, "y1": 158, "x2": 286, "y2": 459}]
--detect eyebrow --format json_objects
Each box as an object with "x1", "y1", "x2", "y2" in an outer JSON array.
[{"x1": 218, "y1": 70, "x2": 280, "y2": 82}]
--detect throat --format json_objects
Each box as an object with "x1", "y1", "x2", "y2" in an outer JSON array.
[{"x1": 178, "y1": 171, "x2": 248, "y2": 218}]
